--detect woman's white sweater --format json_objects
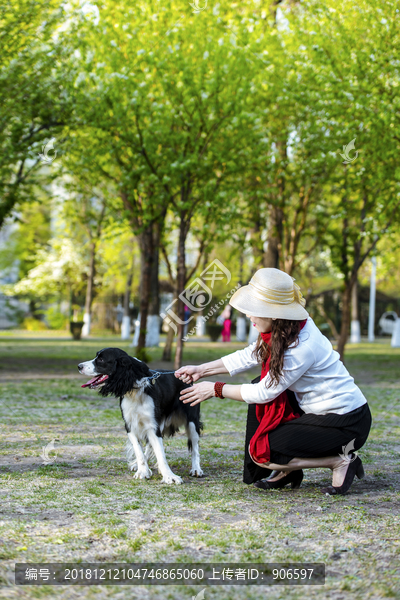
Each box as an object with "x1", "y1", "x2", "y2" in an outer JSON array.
[{"x1": 221, "y1": 318, "x2": 367, "y2": 415}]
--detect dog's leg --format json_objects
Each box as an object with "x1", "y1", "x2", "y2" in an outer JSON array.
[
  {"x1": 187, "y1": 421, "x2": 204, "y2": 478},
  {"x1": 146, "y1": 430, "x2": 183, "y2": 484},
  {"x1": 126, "y1": 438, "x2": 153, "y2": 472},
  {"x1": 127, "y1": 432, "x2": 152, "y2": 480},
  {"x1": 145, "y1": 418, "x2": 164, "y2": 471},
  {"x1": 126, "y1": 437, "x2": 138, "y2": 472},
  {"x1": 143, "y1": 443, "x2": 155, "y2": 465}
]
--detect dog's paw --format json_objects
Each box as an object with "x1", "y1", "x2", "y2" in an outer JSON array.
[
  {"x1": 161, "y1": 473, "x2": 183, "y2": 485},
  {"x1": 189, "y1": 468, "x2": 204, "y2": 478},
  {"x1": 133, "y1": 467, "x2": 152, "y2": 480}
]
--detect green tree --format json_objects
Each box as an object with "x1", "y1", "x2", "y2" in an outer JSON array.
[
  {"x1": 59, "y1": 172, "x2": 115, "y2": 335},
  {"x1": 62, "y1": 0, "x2": 258, "y2": 363},
  {"x1": 4, "y1": 237, "x2": 87, "y2": 317},
  {"x1": 287, "y1": 0, "x2": 400, "y2": 358},
  {"x1": 0, "y1": 0, "x2": 72, "y2": 227}
]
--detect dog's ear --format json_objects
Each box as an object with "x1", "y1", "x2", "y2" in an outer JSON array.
[{"x1": 119, "y1": 355, "x2": 133, "y2": 369}]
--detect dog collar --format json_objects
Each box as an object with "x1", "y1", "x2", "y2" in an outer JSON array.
[{"x1": 147, "y1": 370, "x2": 176, "y2": 385}]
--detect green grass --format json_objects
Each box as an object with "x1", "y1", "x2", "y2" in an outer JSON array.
[{"x1": 0, "y1": 335, "x2": 399, "y2": 599}]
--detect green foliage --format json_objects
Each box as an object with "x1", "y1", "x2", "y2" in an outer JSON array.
[
  {"x1": 0, "y1": 200, "x2": 52, "y2": 279},
  {"x1": 1, "y1": 0, "x2": 400, "y2": 351},
  {"x1": 285, "y1": 0, "x2": 400, "y2": 281},
  {"x1": 21, "y1": 317, "x2": 47, "y2": 331},
  {"x1": 45, "y1": 307, "x2": 67, "y2": 330},
  {"x1": 4, "y1": 238, "x2": 87, "y2": 301},
  {"x1": 0, "y1": 0, "x2": 73, "y2": 227},
  {"x1": 135, "y1": 347, "x2": 151, "y2": 363}
]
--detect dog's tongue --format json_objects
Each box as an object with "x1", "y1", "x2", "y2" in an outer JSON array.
[{"x1": 81, "y1": 374, "x2": 108, "y2": 388}]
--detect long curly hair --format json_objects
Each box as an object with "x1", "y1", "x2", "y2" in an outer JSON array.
[{"x1": 252, "y1": 319, "x2": 303, "y2": 388}]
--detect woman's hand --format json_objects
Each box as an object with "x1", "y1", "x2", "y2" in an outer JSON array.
[
  {"x1": 175, "y1": 365, "x2": 203, "y2": 384},
  {"x1": 179, "y1": 382, "x2": 215, "y2": 406}
]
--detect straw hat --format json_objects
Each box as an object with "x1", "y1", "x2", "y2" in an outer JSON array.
[{"x1": 229, "y1": 268, "x2": 309, "y2": 320}]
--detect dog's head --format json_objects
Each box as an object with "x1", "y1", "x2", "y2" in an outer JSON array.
[{"x1": 78, "y1": 348, "x2": 152, "y2": 399}]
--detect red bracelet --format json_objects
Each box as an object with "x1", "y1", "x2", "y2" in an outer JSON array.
[{"x1": 214, "y1": 381, "x2": 226, "y2": 398}]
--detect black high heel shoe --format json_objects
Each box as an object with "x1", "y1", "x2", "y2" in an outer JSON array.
[
  {"x1": 254, "y1": 470, "x2": 304, "y2": 490},
  {"x1": 321, "y1": 455, "x2": 365, "y2": 496}
]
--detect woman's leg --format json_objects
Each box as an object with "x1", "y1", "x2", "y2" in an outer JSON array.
[
  {"x1": 263, "y1": 405, "x2": 371, "y2": 482},
  {"x1": 249, "y1": 405, "x2": 371, "y2": 488},
  {"x1": 254, "y1": 455, "x2": 355, "y2": 487}
]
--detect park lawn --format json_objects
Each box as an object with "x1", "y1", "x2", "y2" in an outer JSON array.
[{"x1": 0, "y1": 336, "x2": 399, "y2": 600}]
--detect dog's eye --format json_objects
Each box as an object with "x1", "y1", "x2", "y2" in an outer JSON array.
[{"x1": 97, "y1": 357, "x2": 104, "y2": 363}]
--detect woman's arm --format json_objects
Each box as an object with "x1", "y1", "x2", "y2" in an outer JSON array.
[
  {"x1": 180, "y1": 342, "x2": 316, "y2": 406},
  {"x1": 175, "y1": 342, "x2": 259, "y2": 384},
  {"x1": 219, "y1": 342, "x2": 259, "y2": 375},
  {"x1": 201, "y1": 359, "x2": 230, "y2": 377},
  {"x1": 179, "y1": 381, "x2": 244, "y2": 406},
  {"x1": 175, "y1": 359, "x2": 228, "y2": 384}
]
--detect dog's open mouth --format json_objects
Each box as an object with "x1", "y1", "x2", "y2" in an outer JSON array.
[{"x1": 81, "y1": 374, "x2": 109, "y2": 389}]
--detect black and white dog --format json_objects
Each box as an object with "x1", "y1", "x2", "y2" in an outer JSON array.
[{"x1": 78, "y1": 348, "x2": 203, "y2": 484}]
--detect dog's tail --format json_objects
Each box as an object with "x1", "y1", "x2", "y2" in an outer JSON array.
[
  {"x1": 143, "y1": 443, "x2": 156, "y2": 464},
  {"x1": 187, "y1": 420, "x2": 204, "y2": 452}
]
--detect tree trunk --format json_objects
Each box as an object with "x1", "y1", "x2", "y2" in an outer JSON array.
[
  {"x1": 0, "y1": 160, "x2": 26, "y2": 230},
  {"x1": 174, "y1": 215, "x2": 188, "y2": 370},
  {"x1": 249, "y1": 207, "x2": 264, "y2": 267},
  {"x1": 82, "y1": 241, "x2": 96, "y2": 336},
  {"x1": 123, "y1": 262, "x2": 134, "y2": 318},
  {"x1": 136, "y1": 227, "x2": 154, "y2": 354},
  {"x1": 351, "y1": 281, "x2": 358, "y2": 321},
  {"x1": 316, "y1": 295, "x2": 339, "y2": 342},
  {"x1": 147, "y1": 222, "x2": 161, "y2": 347},
  {"x1": 263, "y1": 139, "x2": 286, "y2": 269},
  {"x1": 0, "y1": 193, "x2": 19, "y2": 231},
  {"x1": 350, "y1": 279, "x2": 361, "y2": 344},
  {"x1": 162, "y1": 308, "x2": 176, "y2": 361},
  {"x1": 263, "y1": 204, "x2": 283, "y2": 268},
  {"x1": 149, "y1": 237, "x2": 160, "y2": 315},
  {"x1": 336, "y1": 283, "x2": 352, "y2": 361},
  {"x1": 121, "y1": 252, "x2": 134, "y2": 340},
  {"x1": 28, "y1": 299, "x2": 38, "y2": 319}
]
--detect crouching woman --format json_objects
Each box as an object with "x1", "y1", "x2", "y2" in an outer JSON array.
[{"x1": 175, "y1": 268, "x2": 371, "y2": 495}]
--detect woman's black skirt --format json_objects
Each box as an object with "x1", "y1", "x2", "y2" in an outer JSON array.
[{"x1": 243, "y1": 376, "x2": 372, "y2": 484}]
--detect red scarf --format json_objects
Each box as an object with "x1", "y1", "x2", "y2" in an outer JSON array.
[{"x1": 248, "y1": 320, "x2": 307, "y2": 464}]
